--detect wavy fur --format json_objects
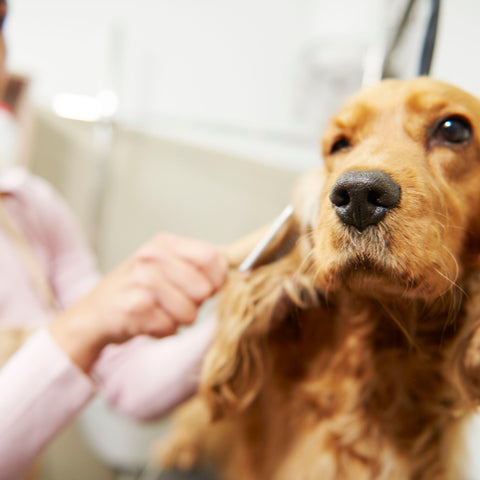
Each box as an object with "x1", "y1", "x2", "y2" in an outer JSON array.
[{"x1": 155, "y1": 78, "x2": 480, "y2": 480}]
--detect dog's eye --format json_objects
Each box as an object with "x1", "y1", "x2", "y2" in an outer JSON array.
[
  {"x1": 330, "y1": 137, "x2": 351, "y2": 154},
  {"x1": 434, "y1": 116, "x2": 472, "y2": 145}
]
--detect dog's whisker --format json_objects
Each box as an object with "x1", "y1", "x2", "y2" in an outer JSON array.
[
  {"x1": 433, "y1": 266, "x2": 461, "y2": 294},
  {"x1": 379, "y1": 300, "x2": 420, "y2": 352}
]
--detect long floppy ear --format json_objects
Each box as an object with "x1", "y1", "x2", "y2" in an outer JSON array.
[
  {"x1": 450, "y1": 267, "x2": 480, "y2": 407},
  {"x1": 201, "y1": 239, "x2": 318, "y2": 420},
  {"x1": 201, "y1": 168, "x2": 325, "y2": 420}
]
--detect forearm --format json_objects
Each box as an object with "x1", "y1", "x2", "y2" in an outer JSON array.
[
  {"x1": 93, "y1": 316, "x2": 216, "y2": 420},
  {"x1": 49, "y1": 306, "x2": 108, "y2": 374},
  {"x1": 0, "y1": 329, "x2": 96, "y2": 479}
]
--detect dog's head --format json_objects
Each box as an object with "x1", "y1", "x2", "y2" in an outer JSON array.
[
  {"x1": 204, "y1": 77, "x2": 480, "y2": 418},
  {"x1": 300, "y1": 77, "x2": 480, "y2": 300}
]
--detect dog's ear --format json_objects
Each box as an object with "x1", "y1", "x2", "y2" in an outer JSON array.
[
  {"x1": 450, "y1": 269, "x2": 480, "y2": 406},
  {"x1": 202, "y1": 168, "x2": 324, "y2": 420},
  {"x1": 201, "y1": 238, "x2": 318, "y2": 421}
]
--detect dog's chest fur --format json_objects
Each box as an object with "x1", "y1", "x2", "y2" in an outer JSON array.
[{"x1": 228, "y1": 294, "x2": 464, "y2": 480}]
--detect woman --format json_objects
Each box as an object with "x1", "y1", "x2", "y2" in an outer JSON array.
[{"x1": 0, "y1": 2, "x2": 227, "y2": 478}]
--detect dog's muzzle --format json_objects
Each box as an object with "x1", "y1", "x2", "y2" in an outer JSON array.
[{"x1": 329, "y1": 170, "x2": 401, "y2": 232}]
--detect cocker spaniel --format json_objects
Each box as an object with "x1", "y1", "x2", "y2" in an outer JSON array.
[{"x1": 155, "y1": 77, "x2": 480, "y2": 480}]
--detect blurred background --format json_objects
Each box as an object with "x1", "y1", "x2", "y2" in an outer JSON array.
[{"x1": 3, "y1": 0, "x2": 480, "y2": 478}]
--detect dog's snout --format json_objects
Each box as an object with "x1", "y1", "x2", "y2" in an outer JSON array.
[{"x1": 329, "y1": 170, "x2": 401, "y2": 231}]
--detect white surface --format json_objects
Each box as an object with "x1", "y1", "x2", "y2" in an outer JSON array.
[
  {"x1": 4, "y1": 0, "x2": 379, "y2": 169},
  {"x1": 129, "y1": 115, "x2": 322, "y2": 171},
  {"x1": 5, "y1": 0, "x2": 379, "y2": 132},
  {"x1": 464, "y1": 414, "x2": 480, "y2": 479},
  {"x1": 79, "y1": 395, "x2": 169, "y2": 470}
]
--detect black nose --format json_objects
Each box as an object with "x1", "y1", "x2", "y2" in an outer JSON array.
[{"x1": 329, "y1": 170, "x2": 401, "y2": 231}]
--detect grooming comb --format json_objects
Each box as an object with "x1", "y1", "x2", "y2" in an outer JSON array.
[{"x1": 238, "y1": 204, "x2": 295, "y2": 273}]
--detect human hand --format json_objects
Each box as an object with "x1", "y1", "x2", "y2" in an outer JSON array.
[{"x1": 49, "y1": 233, "x2": 228, "y2": 372}]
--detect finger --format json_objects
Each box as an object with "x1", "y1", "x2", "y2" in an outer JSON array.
[
  {"x1": 168, "y1": 236, "x2": 228, "y2": 290},
  {"x1": 142, "y1": 308, "x2": 179, "y2": 338},
  {"x1": 155, "y1": 281, "x2": 199, "y2": 326},
  {"x1": 134, "y1": 244, "x2": 218, "y2": 302},
  {"x1": 154, "y1": 254, "x2": 216, "y2": 304},
  {"x1": 135, "y1": 265, "x2": 199, "y2": 326},
  {"x1": 122, "y1": 292, "x2": 179, "y2": 338},
  {"x1": 141, "y1": 233, "x2": 228, "y2": 291}
]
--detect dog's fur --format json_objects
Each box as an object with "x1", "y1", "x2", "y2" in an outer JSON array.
[{"x1": 155, "y1": 77, "x2": 480, "y2": 479}]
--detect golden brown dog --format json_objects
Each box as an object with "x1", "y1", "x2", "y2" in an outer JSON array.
[{"x1": 155, "y1": 77, "x2": 480, "y2": 480}]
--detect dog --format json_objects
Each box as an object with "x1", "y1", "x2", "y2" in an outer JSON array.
[{"x1": 154, "y1": 77, "x2": 480, "y2": 479}]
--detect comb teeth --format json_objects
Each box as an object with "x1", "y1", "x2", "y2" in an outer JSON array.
[{"x1": 238, "y1": 205, "x2": 294, "y2": 273}]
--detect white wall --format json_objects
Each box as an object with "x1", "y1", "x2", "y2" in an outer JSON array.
[
  {"x1": 5, "y1": 0, "x2": 381, "y2": 167},
  {"x1": 5, "y1": 0, "x2": 480, "y2": 168},
  {"x1": 430, "y1": 0, "x2": 480, "y2": 96},
  {"x1": 5, "y1": 0, "x2": 376, "y2": 127}
]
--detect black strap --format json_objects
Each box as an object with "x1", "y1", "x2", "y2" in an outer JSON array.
[{"x1": 419, "y1": 0, "x2": 441, "y2": 75}]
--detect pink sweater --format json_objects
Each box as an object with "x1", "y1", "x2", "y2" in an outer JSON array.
[{"x1": 0, "y1": 167, "x2": 215, "y2": 479}]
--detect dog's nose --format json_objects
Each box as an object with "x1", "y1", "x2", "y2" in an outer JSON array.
[{"x1": 329, "y1": 170, "x2": 401, "y2": 231}]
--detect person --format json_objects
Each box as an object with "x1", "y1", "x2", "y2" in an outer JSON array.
[{"x1": 0, "y1": 2, "x2": 228, "y2": 479}]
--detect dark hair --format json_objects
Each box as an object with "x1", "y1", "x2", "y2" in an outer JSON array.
[{"x1": 0, "y1": 1, "x2": 6, "y2": 30}]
